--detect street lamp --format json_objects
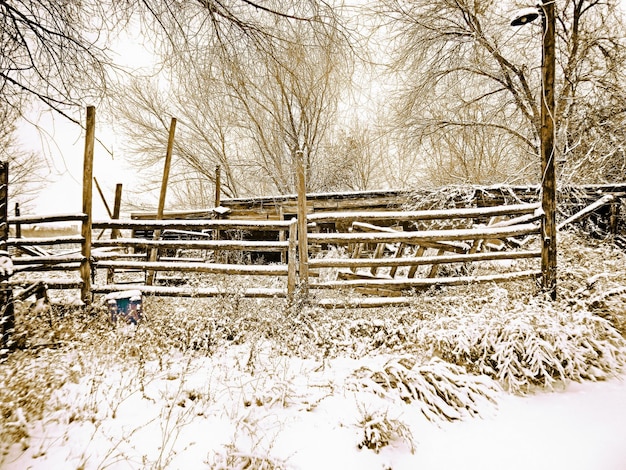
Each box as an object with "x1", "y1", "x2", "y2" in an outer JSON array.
[{"x1": 511, "y1": 1, "x2": 557, "y2": 299}]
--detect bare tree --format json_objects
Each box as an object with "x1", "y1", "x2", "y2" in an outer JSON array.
[
  {"x1": 0, "y1": 102, "x2": 47, "y2": 208},
  {"x1": 113, "y1": 3, "x2": 353, "y2": 203},
  {"x1": 222, "y1": 19, "x2": 353, "y2": 194},
  {"x1": 378, "y1": 0, "x2": 626, "y2": 186},
  {"x1": 1, "y1": 1, "x2": 331, "y2": 118},
  {"x1": 2, "y1": 1, "x2": 347, "y2": 209},
  {"x1": 0, "y1": 1, "x2": 118, "y2": 122}
]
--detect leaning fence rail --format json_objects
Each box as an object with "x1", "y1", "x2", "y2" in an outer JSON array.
[
  {"x1": 6, "y1": 213, "x2": 87, "y2": 291},
  {"x1": 305, "y1": 203, "x2": 543, "y2": 307}
]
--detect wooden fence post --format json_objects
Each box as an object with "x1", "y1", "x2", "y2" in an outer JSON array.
[
  {"x1": 107, "y1": 184, "x2": 123, "y2": 284},
  {"x1": 147, "y1": 117, "x2": 177, "y2": 285},
  {"x1": 81, "y1": 106, "x2": 95, "y2": 304},
  {"x1": 14, "y1": 203, "x2": 21, "y2": 238},
  {"x1": 215, "y1": 165, "x2": 221, "y2": 208},
  {"x1": 0, "y1": 161, "x2": 14, "y2": 351},
  {"x1": 0, "y1": 162, "x2": 7, "y2": 250},
  {"x1": 287, "y1": 218, "x2": 297, "y2": 300},
  {"x1": 112, "y1": 184, "x2": 123, "y2": 239},
  {"x1": 296, "y1": 150, "x2": 309, "y2": 295}
]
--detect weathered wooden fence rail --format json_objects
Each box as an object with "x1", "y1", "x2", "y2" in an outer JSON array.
[
  {"x1": 6, "y1": 213, "x2": 86, "y2": 291},
  {"x1": 4, "y1": 202, "x2": 547, "y2": 307},
  {"x1": 304, "y1": 203, "x2": 543, "y2": 307},
  {"x1": 89, "y1": 218, "x2": 298, "y2": 298}
]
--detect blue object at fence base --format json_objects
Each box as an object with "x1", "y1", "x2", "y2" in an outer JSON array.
[{"x1": 105, "y1": 290, "x2": 143, "y2": 324}]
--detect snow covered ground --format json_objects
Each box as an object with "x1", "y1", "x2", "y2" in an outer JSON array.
[
  {"x1": 2, "y1": 343, "x2": 625, "y2": 470},
  {"x1": 3, "y1": 232, "x2": 626, "y2": 469}
]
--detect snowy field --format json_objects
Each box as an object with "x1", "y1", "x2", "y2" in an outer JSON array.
[
  {"x1": 2, "y1": 232, "x2": 626, "y2": 470},
  {"x1": 1, "y1": 343, "x2": 625, "y2": 470}
]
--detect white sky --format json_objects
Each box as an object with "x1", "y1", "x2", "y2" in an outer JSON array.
[{"x1": 15, "y1": 26, "x2": 155, "y2": 219}]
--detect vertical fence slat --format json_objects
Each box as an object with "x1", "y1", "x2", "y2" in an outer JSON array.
[
  {"x1": 287, "y1": 218, "x2": 297, "y2": 300},
  {"x1": 80, "y1": 106, "x2": 95, "y2": 304},
  {"x1": 147, "y1": 117, "x2": 177, "y2": 286},
  {"x1": 296, "y1": 150, "x2": 308, "y2": 292}
]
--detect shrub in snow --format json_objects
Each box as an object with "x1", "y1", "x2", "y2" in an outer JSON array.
[
  {"x1": 351, "y1": 356, "x2": 499, "y2": 422},
  {"x1": 416, "y1": 288, "x2": 626, "y2": 394},
  {"x1": 209, "y1": 445, "x2": 287, "y2": 470},
  {"x1": 356, "y1": 404, "x2": 415, "y2": 454}
]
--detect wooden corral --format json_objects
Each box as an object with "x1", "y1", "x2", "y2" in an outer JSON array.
[
  {"x1": 3, "y1": 106, "x2": 626, "y2": 310},
  {"x1": 2, "y1": 184, "x2": 625, "y2": 309}
]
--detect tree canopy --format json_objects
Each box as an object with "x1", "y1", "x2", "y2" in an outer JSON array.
[
  {"x1": 378, "y1": 0, "x2": 626, "y2": 186},
  {"x1": 3, "y1": 0, "x2": 626, "y2": 207}
]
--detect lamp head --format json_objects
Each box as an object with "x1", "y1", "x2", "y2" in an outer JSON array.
[{"x1": 510, "y1": 7, "x2": 541, "y2": 26}]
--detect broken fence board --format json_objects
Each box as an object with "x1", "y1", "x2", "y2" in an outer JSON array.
[{"x1": 557, "y1": 194, "x2": 615, "y2": 230}]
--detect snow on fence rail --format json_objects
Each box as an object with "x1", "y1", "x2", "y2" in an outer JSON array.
[
  {"x1": 5, "y1": 203, "x2": 544, "y2": 307},
  {"x1": 6, "y1": 213, "x2": 87, "y2": 291},
  {"x1": 90, "y1": 218, "x2": 298, "y2": 298},
  {"x1": 306, "y1": 203, "x2": 543, "y2": 307}
]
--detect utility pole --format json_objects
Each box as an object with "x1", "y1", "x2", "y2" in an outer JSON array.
[
  {"x1": 511, "y1": 2, "x2": 557, "y2": 299},
  {"x1": 541, "y1": 0, "x2": 557, "y2": 299}
]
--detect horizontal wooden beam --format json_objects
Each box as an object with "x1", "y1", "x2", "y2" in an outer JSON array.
[
  {"x1": 93, "y1": 218, "x2": 292, "y2": 231},
  {"x1": 307, "y1": 203, "x2": 539, "y2": 223},
  {"x1": 92, "y1": 238, "x2": 289, "y2": 251},
  {"x1": 8, "y1": 236, "x2": 84, "y2": 246},
  {"x1": 309, "y1": 250, "x2": 541, "y2": 268},
  {"x1": 311, "y1": 270, "x2": 540, "y2": 290},
  {"x1": 8, "y1": 213, "x2": 87, "y2": 225},
  {"x1": 308, "y1": 224, "x2": 539, "y2": 244},
  {"x1": 14, "y1": 263, "x2": 81, "y2": 273},
  {"x1": 11, "y1": 255, "x2": 85, "y2": 265},
  {"x1": 94, "y1": 260, "x2": 289, "y2": 276},
  {"x1": 92, "y1": 284, "x2": 287, "y2": 298},
  {"x1": 4, "y1": 279, "x2": 84, "y2": 289}
]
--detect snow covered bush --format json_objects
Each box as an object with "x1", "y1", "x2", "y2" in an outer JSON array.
[
  {"x1": 209, "y1": 445, "x2": 287, "y2": 470},
  {"x1": 356, "y1": 405, "x2": 415, "y2": 454},
  {"x1": 416, "y1": 287, "x2": 626, "y2": 394},
  {"x1": 351, "y1": 356, "x2": 499, "y2": 422}
]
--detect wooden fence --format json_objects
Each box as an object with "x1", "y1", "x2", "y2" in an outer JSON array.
[
  {"x1": 5, "y1": 202, "x2": 545, "y2": 307},
  {"x1": 2, "y1": 107, "x2": 623, "y2": 311},
  {"x1": 7, "y1": 213, "x2": 87, "y2": 294},
  {"x1": 306, "y1": 203, "x2": 542, "y2": 307}
]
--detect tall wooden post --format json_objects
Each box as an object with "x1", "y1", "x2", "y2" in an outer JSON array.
[
  {"x1": 215, "y1": 165, "x2": 221, "y2": 208},
  {"x1": 147, "y1": 117, "x2": 177, "y2": 285},
  {"x1": 107, "y1": 184, "x2": 123, "y2": 284},
  {"x1": 541, "y1": 0, "x2": 557, "y2": 299},
  {"x1": 287, "y1": 218, "x2": 297, "y2": 301},
  {"x1": 296, "y1": 150, "x2": 309, "y2": 294},
  {"x1": 111, "y1": 184, "x2": 123, "y2": 240},
  {"x1": 0, "y1": 162, "x2": 7, "y2": 251},
  {"x1": 81, "y1": 106, "x2": 96, "y2": 304},
  {"x1": 0, "y1": 161, "x2": 14, "y2": 350}
]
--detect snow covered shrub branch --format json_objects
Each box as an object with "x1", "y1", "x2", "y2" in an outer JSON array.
[
  {"x1": 351, "y1": 356, "x2": 499, "y2": 422},
  {"x1": 416, "y1": 288, "x2": 626, "y2": 394},
  {"x1": 356, "y1": 404, "x2": 415, "y2": 454}
]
